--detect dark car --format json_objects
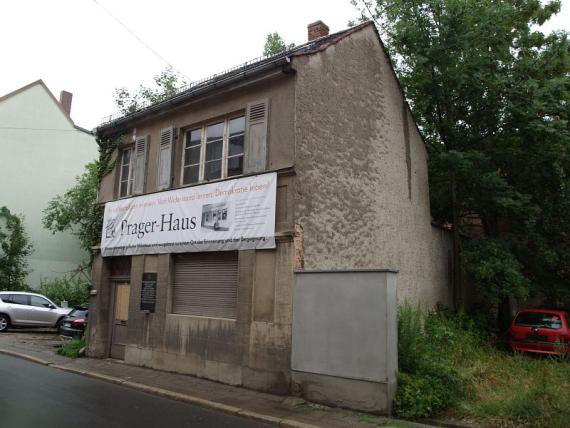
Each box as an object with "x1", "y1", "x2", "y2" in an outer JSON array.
[
  {"x1": 508, "y1": 309, "x2": 570, "y2": 356},
  {"x1": 59, "y1": 305, "x2": 88, "y2": 339}
]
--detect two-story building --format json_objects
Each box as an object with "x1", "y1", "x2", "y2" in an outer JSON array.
[{"x1": 89, "y1": 21, "x2": 453, "y2": 413}]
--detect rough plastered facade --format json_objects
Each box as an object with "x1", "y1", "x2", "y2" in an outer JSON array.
[
  {"x1": 88, "y1": 21, "x2": 452, "y2": 409},
  {"x1": 293, "y1": 24, "x2": 453, "y2": 307}
]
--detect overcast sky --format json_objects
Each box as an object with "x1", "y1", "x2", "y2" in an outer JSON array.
[{"x1": 1, "y1": 0, "x2": 568, "y2": 130}]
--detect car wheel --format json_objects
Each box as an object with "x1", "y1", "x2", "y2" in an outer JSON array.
[{"x1": 0, "y1": 314, "x2": 10, "y2": 332}]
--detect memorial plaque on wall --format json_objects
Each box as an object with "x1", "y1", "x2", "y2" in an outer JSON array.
[{"x1": 140, "y1": 272, "x2": 157, "y2": 312}]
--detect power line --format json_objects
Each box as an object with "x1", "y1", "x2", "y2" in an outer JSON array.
[
  {"x1": 0, "y1": 127, "x2": 83, "y2": 132},
  {"x1": 91, "y1": 0, "x2": 190, "y2": 80}
]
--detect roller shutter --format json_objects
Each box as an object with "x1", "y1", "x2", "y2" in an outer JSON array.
[{"x1": 173, "y1": 252, "x2": 238, "y2": 319}]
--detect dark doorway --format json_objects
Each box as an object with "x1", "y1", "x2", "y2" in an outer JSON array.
[{"x1": 110, "y1": 281, "x2": 130, "y2": 360}]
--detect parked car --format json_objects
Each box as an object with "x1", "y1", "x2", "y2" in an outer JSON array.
[
  {"x1": 508, "y1": 309, "x2": 570, "y2": 356},
  {"x1": 0, "y1": 292, "x2": 71, "y2": 332},
  {"x1": 59, "y1": 305, "x2": 88, "y2": 339}
]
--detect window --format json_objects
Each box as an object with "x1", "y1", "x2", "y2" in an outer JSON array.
[
  {"x1": 5, "y1": 294, "x2": 28, "y2": 305},
  {"x1": 30, "y1": 296, "x2": 51, "y2": 308},
  {"x1": 69, "y1": 308, "x2": 88, "y2": 318},
  {"x1": 119, "y1": 148, "x2": 134, "y2": 198},
  {"x1": 182, "y1": 116, "x2": 245, "y2": 185},
  {"x1": 515, "y1": 312, "x2": 563, "y2": 330}
]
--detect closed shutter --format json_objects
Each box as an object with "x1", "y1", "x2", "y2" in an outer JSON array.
[
  {"x1": 173, "y1": 252, "x2": 238, "y2": 319},
  {"x1": 243, "y1": 99, "x2": 269, "y2": 174},
  {"x1": 132, "y1": 136, "x2": 148, "y2": 195},
  {"x1": 157, "y1": 127, "x2": 174, "y2": 190}
]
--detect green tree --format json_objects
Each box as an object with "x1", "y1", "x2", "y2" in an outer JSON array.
[
  {"x1": 263, "y1": 32, "x2": 295, "y2": 56},
  {"x1": 114, "y1": 67, "x2": 187, "y2": 114},
  {"x1": 43, "y1": 162, "x2": 102, "y2": 264},
  {"x1": 0, "y1": 207, "x2": 33, "y2": 290},
  {"x1": 353, "y1": 1, "x2": 570, "y2": 318}
]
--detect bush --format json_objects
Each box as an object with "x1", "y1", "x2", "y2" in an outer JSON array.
[
  {"x1": 38, "y1": 276, "x2": 89, "y2": 307},
  {"x1": 394, "y1": 304, "x2": 479, "y2": 418},
  {"x1": 0, "y1": 206, "x2": 33, "y2": 291},
  {"x1": 395, "y1": 304, "x2": 570, "y2": 426}
]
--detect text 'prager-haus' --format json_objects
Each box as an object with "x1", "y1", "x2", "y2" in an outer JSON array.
[{"x1": 89, "y1": 20, "x2": 453, "y2": 413}]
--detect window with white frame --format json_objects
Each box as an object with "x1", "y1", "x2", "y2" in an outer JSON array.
[
  {"x1": 182, "y1": 116, "x2": 245, "y2": 185},
  {"x1": 119, "y1": 148, "x2": 134, "y2": 197}
]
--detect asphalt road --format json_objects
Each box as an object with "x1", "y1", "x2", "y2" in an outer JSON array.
[{"x1": 0, "y1": 354, "x2": 272, "y2": 428}]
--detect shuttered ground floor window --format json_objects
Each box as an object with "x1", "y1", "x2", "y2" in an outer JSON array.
[{"x1": 172, "y1": 251, "x2": 239, "y2": 319}]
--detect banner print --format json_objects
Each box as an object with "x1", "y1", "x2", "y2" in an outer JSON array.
[{"x1": 101, "y1": 173, "x2": 276, "y2": 257}]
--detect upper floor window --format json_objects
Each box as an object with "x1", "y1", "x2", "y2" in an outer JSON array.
[
  {"x1": 119, "y1": 148, "x2": 134, "y2": 198},
  {"x1": 182, "y1": 116, "x2": 245, "y2": 185}
]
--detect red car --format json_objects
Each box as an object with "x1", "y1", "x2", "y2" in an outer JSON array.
[{"x1": 508, "y1": 309, "x2": 570, "y2": 356}]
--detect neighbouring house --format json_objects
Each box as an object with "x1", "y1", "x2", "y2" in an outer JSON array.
[
  {"x1": 0, "y1": 80, "x2": 98, "y2": 287},
  {"x1": 88, "y1": 21, "x2": 453, "y2": 413}
]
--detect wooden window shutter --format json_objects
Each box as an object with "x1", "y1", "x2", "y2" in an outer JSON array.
[
  {"x1": 157, "y1": 127, "x2": 174, "y2": 190},
  {"x1": 132, "y1": 136, "x2": 148, "y2": 195},
  {"x1": 244, "y1": 99, "x2": 269, "y2": 174}
]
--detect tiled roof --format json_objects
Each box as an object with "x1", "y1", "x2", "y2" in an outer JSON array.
[{"x1": 98, "y1": 21, "x2": 374, "y2": 132}]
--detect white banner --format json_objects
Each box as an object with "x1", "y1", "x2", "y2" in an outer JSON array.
[{"x1": 101, "y1": 173, "x2": 276, "y2": 257}]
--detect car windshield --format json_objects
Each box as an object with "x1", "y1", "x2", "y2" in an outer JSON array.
[
  {"x1": 68, "y1": 308, "x2": 88, "y2": 318},
  {"x1": 515, "y1": 312, "x2": 562, "y2": 329}
]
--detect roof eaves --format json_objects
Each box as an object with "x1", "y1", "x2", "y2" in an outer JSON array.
[
  {"x1": 97, "y1": 24, "x2": 375, "y2": 133},
  {"x1": 97, "y1": 55, "x2": 293, "y2": 134},
  {"x1": 74, "y1": 124, "x2": 95, "y2": 135}
]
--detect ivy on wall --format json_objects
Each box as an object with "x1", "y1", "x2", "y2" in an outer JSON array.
[{"x1": 43, "y1": 134, "x2": 123, "y2": 266}]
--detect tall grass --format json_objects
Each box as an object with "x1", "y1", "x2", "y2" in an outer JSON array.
[
  {"x1": 457, "y1": 345, "x2": 570, "y2": 427},
  {"x1": 395, "y1": 304, "x2": 570, "y2": 427},
  {"x1": 395, "y1": 304, "x2": 474, "y2": 418}
]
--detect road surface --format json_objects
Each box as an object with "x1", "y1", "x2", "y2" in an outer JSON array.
[{"x1": 0, "y1": 354, "x2": 272, "y2": 428}]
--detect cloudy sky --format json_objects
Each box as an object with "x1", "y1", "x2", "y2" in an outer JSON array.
[{"x1": 1, "y1": 0, "x2": 568, "y2": 129}]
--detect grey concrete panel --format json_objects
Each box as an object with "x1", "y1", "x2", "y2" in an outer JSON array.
[
  {"x1": 292, "y1": 370, "x2": 396, "y2": 414},
  {"x1": 292, "y1": 271, "x2": 397, "y2": 383}
]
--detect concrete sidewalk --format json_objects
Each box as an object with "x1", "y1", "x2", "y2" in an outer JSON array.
[{"x1": 0, "y1": 331, "x2": 432, "y2": 428}]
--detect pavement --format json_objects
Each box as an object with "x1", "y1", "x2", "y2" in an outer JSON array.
[{"x1": 0, "y1": 330, "x2": 436, "y2": 428}]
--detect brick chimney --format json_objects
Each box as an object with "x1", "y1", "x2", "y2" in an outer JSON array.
[
  {"x1": 59, "y1": 90, "x2": 73, "y2": 116},
  {"x1": 308, "y1": 20, "x2": 329, "y2": 41}
]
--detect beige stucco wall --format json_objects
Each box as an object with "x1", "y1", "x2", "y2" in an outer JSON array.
[
  {"x1": 98, "y1": 72, "x2": 295, "y2": 203},
  {"x1": 293, "y1": 25, "x2": 452, "y2": 307},
  {"x1": 91, "y1": 71, "x2": 298, "y2": 392}
]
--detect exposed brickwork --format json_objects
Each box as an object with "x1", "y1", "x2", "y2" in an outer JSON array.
[
  {"x1": 307, "y1": 20, "x2": 329, "y2": 41},
  {"x1": 294, "y1": 223, "x2": 305, "y2": 270},
  {"x1": 59, "y1": 90, "x2": 73, "y2": 116}
]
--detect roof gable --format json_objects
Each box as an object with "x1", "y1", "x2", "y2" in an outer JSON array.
[{"x1": 0, "y1": 80, "x2": 75, "y2": 128}]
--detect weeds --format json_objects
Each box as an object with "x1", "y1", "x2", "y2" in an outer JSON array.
[
  {"x1": 57, "y1": 336, "x2": 86, "y2": 359},
  {"x1": 394, "y1": 304, "x2": 473, "y2": 418},
  {"x1": 396, "y1": 305, "x2": 570, "y2": 427}
]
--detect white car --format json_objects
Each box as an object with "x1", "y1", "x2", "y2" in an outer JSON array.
[{"x1": 0, "y1": 292, "x2": 71, "y2": 332}]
